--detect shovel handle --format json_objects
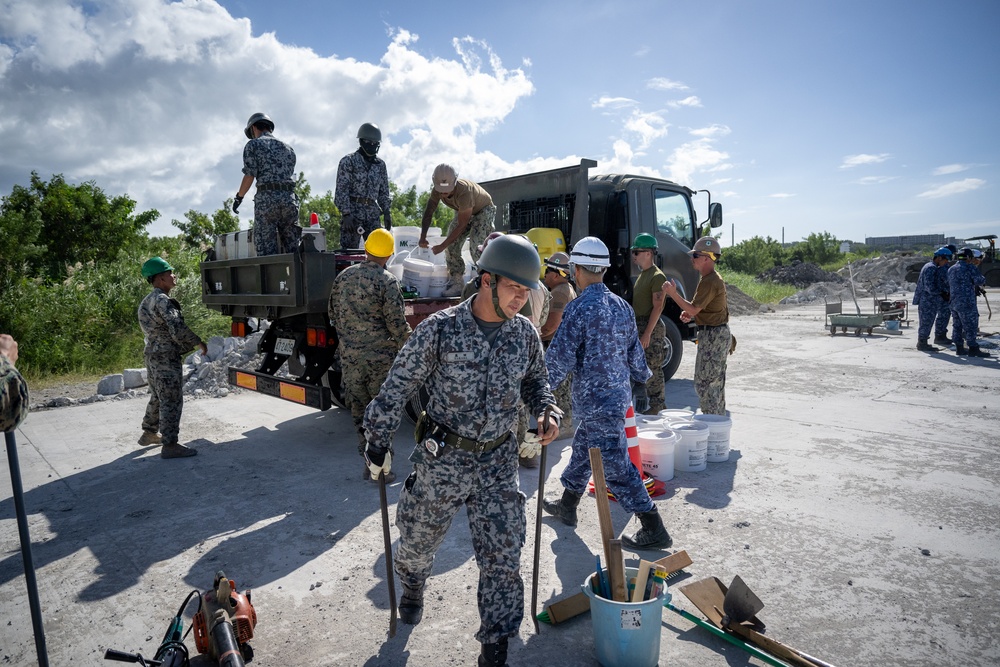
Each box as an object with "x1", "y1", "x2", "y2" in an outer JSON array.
[{"x1": 664, "y1": 602, "x2": 792, "y2": 667}]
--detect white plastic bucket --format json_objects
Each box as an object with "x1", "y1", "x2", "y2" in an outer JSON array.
[
  {"x1": 693, "y1": 413, "x2": 733, "y2": 462},
  {"x1": 426, "y1": 265, "x2": 449, "y2": 297},
  {"x1": 638, "y1": 428, "x2": 677, "y2": 482},
  {"x1": 387, "y1": 262, "x2": 405, "y2": 282},
  {"x1": 658, "y1": 408, "x2": 694, "y2": 423},
  {"x1": 408, "y1": 245, "x2": 447, "y2": 266},
  {"x1": 582, "y1": 567, "x2": 666, "y2": 667},
  {"x1": 393, "y1": 226, "x2": 422, "y2": 254},
  {"x1": 402, "y1": 258, "x2": 436, "y2": 297},
  {"x1": 389, "y1": 249, "x2": 410, "y2": 265},
  {"x1": 672, "y1": 421, "x2": 709, "y2": 472}
]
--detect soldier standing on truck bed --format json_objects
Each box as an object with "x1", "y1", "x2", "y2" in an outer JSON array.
[
  {"x1": 233, "y1": 113, "x2": 301, "y2": 256},
  {"x1": 419, "y1": 164, "x2": 496, "y2": 297},
  {"x1": 137, "y1": 257, "x2": 208, "y2": 459},
  {"x1": 629, "y1": 233, "x2": 669, "y2": 414},
  {"x1": 328, "y1": 228, "x2": 412, "y2": 481},
  {"x1": 362, "y1": 234, "x2": 560, "y2": 667},
  {"x1": 334, "y1": 122, "x2": 393, "y2": 250}
]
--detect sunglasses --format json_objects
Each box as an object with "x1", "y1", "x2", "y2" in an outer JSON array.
[
  {"x1": 631, "y1": 249, "x2": 651, "y2": 255},
  {"x1": 692, "y1": 252, "x2": 716, "y2": 260}
]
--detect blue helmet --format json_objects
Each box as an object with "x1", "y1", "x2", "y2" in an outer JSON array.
[{"x1": 933, "y1": 246, "x2": 953, "y2": 258}]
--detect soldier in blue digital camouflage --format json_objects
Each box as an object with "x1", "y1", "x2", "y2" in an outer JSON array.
[
  {"x1": 335, "y1": 122, "x2": 393, "y2": 250},
  {"x1": 0, "y1": 334, "x2": 29, "y2": 433},
  {"x1": 328, "y1": 228, "x2": 411, "y2": 481},
  {"x1": 233, "y1": 113, "x2": 301, "y2": 256},
  {"x1": 912, "y1": 247, "x2": 953, "y2": 352},
  {"x1": 419, "y1": 164, "x2": 496, "y2": 297},
  {"x1": 362, "y1": 234, "x2": 561, "y2": 667},
  {"x1": 934, "y1": 244, "x2": 958, "y2": 346},
  {"x1": 947, "y1": 248, "x2": 990, "y2": 357},
  {"x1": 542, "y1": 236, "x2": 674, "y2": 551},
  {"x1": 138, "y1": 257, "x2": 208, "y2": 458}
]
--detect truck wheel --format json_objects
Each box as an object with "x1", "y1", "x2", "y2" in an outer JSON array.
[
  {"x1": 661, "y1": 317, "x2": 684, "y2": 381},
  {"x1": 328, "y1": 369, "x2": 348, "y2": 410}
]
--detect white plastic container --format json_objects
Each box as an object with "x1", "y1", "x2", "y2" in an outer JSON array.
[
  {"x1": 672, "y1": 421, "x2": 709, "y2": 472},
  {"x1": 387, "y1": 262, "x2": 405, "y2": 282},
  {"x1": 402, "y1": 257, "x2": 436, "y2": 297},
  {"x1": 408, "y1": 246, "x2": 447, "y2": 266},
  {"x1": 658, "y1": 408, "x2": 694, "y2": 423},
  {"x1": 638, "y1": 428, "x2": 677, "y2": 482},
  {"x1": 693, "y1": 413, "x2": 733, "y2": 462},
  {"x1": 393, "y1": 227, "x2": 422, "y2": 254},
  {"x1": 300, "y1": 227, "x2": 326, "y2": 252}
]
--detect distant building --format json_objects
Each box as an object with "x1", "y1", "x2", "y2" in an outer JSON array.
[
  {"x1": 839, "y1": 241, "x2": 851, "y2": 254},
  {"x1": 864, "y1": 234, "x2": 962, "y2": 250}
]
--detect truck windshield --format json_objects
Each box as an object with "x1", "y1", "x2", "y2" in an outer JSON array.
[{"x1": 654, "y1": 189, "x2": 694, "y2": 248}]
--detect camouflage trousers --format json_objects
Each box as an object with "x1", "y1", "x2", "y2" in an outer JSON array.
[
  {"x1": 339, "y1": 212, "x2": 383, "y2": 250},
  {"x1": 695, "y1": 324, "x2": 731, "y2": 415},
  {"x1": 553, "y1": 373, "x2": 572, "y2": 423},
  {"x1": 560, "y1": 415, "x2": 653, "y2": 515},
  {"x1": 395, "y1": 438, "x2": 526, "y2": 644},
  {"x1": 445, "y1": 204, "x2": 496, "y2": 286},
  {"x1": 141, "y1": 353, "x2": 184, "y2": 446},
  {"x1": 950, "y1": 300, "x2": 980, "y2": 347},
  {"x1": 253, "y1": 195, "x2": 301, "y2": 256},
  {"x1": 935, "y1": 300, "x2": 951, "y2": 339},
  {"x1": 917, "y1": 297, "x2": 944, "y2": 339},
  {"x1": 341, "y1": 349, "x2": 396, "y2": 454},
  {"x1": 636, "y1": 316, "x2": 666, "y2": 412}
]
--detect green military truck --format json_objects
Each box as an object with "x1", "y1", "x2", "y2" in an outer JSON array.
[{"x1": 480, "y1": 158, "x2": 723, "y2": 381}]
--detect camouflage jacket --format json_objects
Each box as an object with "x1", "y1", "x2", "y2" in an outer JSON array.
[
  {"x1": 329, "y1": 261, "x2": 411, "y2": 356},
  {"x1": 138, "y1": 288, "x2": 203, "y2": 358},
  {"x1": 363, "y1": 296, "x2": 555, "y2": 451},
  {"x1": 545, "y1": 283, "x2": 650, "y2": 420},
  {"x1": 0, "y1": 355, "x2": 29, "y2": 432},
  {"x1": 947, "y1": 261, "x2": 985, "y2": 305},
  {"x1": 334, "y1": 151, "x2": 391, "y2": 221},
  {"x1": 243, "y1": 132, "x2": 297, "y2": 193}
]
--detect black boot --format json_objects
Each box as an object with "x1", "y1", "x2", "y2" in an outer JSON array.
[
  {"x1": 478, "y1": 637, "x2": 509, "y2": 667},
  {"x1": 916, "y1": 338, "x2": 939, "y2": 352},
  {"x1": 933, "y1": 335, "x2": 952, "y2": 346},
  {"x1": 968, "y1": 345, "x2": 991, "y2": 358},
  {"x1": 398, "y1": 583, "x2": 424, "y2": 625},
  {"x1": 621, "y1": 508, "x2": 673, "y2": 550},
  {"x1": 955, "y1": 343, "x2": 969, "y2": 356},
  {"x1": 542, "y1": 489, "x2": 583, "y2": 527}
]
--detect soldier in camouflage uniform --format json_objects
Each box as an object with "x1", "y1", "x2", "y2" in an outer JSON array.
[
  {"x1": 934, "y1": 244, "x2": 958, "y2": 346},
  {"x1": 328, "y1": 229, "x2": 411, "y2": 481},
  {"x1": 540, "y1": 252, "x2": 576, "y2": 425},
  {"x1": 912, "y1": 247, "x2": 952, "y2": 352},
  {"x1": 947, "y1": 248, "x2": 990, "y2": 357},
  {"x1": 419, "y1": 164, "x2": 496, "y2": 297},
  {"x1": 629, "y1": 233, "x2": 669, "y2": 413},
  {"x1": 335, "y1": 123, "x2": 393, "y2": 250},
  {"x1": 362, "y1": 235, "x2": 560, "y2": 667},
  {"x1": 233, "y1": 113, "x2": 301, "y2": 256},
  {"x1": 0, "y1": 334, "x2": 29, "y2": 433},
  {"x1": 138, "y1": 257, "x2": 208, "y2": 459},
  {"x1": 542, "y1": 236, "x2": 674, "y2": 551},
  {"x1": 663, "y1": 236, "x2": 731, "y2": 415}
]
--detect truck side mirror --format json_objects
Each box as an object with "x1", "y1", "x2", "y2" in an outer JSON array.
[{"x1": 708, "y1": 202, "x2": 723, "y2": 228}]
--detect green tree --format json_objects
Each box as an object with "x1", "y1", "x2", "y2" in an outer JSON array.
[
  {"x1": 172, "y1": 201, "x2": 240, "y2": 248},
  {"x1": 723, "y1": 236, "x2": 786, "y2": 274},
  {"x1": 0, "y1": 188, "x2": 45, "y2": 287},
  {"x1": 793, "y1": 231, "x2": 840, "y2": 265}
]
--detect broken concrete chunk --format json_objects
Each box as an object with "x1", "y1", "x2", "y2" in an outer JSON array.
[
  {"x1": 122, "y1": 368, "x2": 148, "y2": 389},
  {"x1": 97, "y1": 374, "x2": 124, "y2": 396}
]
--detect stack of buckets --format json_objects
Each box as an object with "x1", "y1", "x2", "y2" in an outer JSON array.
[
  {"x1": 390, "y1": 227, "x2": 474, "y2": 297},
  {"x1": 635, "y1": 409, "x2": 732, "y2": 480}
]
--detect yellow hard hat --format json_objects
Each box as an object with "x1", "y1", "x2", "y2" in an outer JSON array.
[{"x1": 365, "y1": 228, "x2": 395, "y2": 257}]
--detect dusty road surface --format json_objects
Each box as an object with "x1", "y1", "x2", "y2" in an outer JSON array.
[{"x1": 2, "y1": 300, "x2": 998, "y2": 667}]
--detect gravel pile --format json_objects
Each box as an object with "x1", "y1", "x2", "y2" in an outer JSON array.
[
  {"x1": 758, "y1": 261, "x2": 844, "y2": 288},
  {"x1": 779, "y1": 253, "x2": 920, "y2": 305}
]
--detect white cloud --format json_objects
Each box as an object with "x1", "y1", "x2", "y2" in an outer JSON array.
[
  {"x1": 668, "y1": 96, "x2": 702, "y2": 109},
  {"x1": 840, "y1": 153, "x2": 891, "y2": 169},
  {"x1": 665, "y1": 139, "x2": 730, "y2": 185},
  {"x1": 592, "y1": 96, "x2": 637, "y2": 109},
  {"x1": 690, "y1": 124, "x2": 731, "y2": 139},
  {"x1": 646, "y1": 77, "x2": 688, "y2": 91},
  {"x1": 624, "y1": 110, "x2": 669, "y2": 149},
  {"x1": 917, "y1": 179, "x2": 986, "y2": 199},
  {"x1": 932, "y1": 164, "x2": 969, "y2": 176},
  {"x1": 854, "y1": 176, "x2": 897, "y2": 185},
  {"x1": 769, "y1": 193, "x2": 795, "y2": 199}
]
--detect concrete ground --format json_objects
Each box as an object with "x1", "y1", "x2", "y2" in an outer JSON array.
[{"x1": 1, "y1": 300, "x2": 998, "y2": 667}]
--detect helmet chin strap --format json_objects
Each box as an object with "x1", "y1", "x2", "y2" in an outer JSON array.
[{"x1": 488, "y1": 275, "x2": 510, "y2": 321}]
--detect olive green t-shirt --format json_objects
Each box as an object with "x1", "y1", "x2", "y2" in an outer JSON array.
[
  {"x1": 433, "y1": 179, "x2": 493, "y2": 214},
  {"x1": 692, "y1": 269, "x2": 729, "y2": 326},
  {"x1": 632, "y1": 266, "x2": 667, "y2": 319}
]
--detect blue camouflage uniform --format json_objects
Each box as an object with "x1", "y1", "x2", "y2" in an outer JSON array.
[
  {"x1": 335, "y1": 151, "x2": 392, "y2": 250},
  {"x1": 243, "y1": 131, "x2": 300, "y2": 256},
  {"x1": 545, "y1": 282, "x2": 654, "y2": 515},
  {"x1": 913, "y1": 260, "x2": 948, "y2": 340},
  {"x1": 363, "y1": 296, "x2": 555, "y2": 645},
  {"x1": 934, "y1": 261, "x2": 953, "y2": 339},
  {"x1": 948, "y1": 260, "x2": 985, "y2": 348}
]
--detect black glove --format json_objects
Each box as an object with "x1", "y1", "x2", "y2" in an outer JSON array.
[
  {"x1": 233, "y1": 194, "x2": 244, "y2": 214},
  {"x1": 384, "y1": 211, "x2": 392, "y2": 231},
  {"x1": 631, "y1": 381, "x2": 649, "y2": 414},
  {"x1": 977, "y1": 286, "x2": 987, "y2": 297}
]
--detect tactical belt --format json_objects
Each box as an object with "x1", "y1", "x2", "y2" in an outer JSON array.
[
  {"x1": 257, "y1": 182, "x2": 295, "y2": 192},
  {"x1": 419, "y1": 412, "x2": 508, "y2": 456},
  {"x1": 441, "y1": 430, "x2": 508, "y2": 455},
  {"x1": 698, "y1": 323, "x2": 728, "y2": 331},
  {"x1": 350, "y1": 196, "x2": 376, "y2": 206}
]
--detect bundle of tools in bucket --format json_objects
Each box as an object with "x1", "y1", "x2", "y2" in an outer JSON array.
[{"x1": 534, "y1": 448, "x2": 837, "y2": 667}]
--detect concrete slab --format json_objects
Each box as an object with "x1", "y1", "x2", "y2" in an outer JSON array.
[{"x1": 1, "y1": 301, "x2": 998, "y2": 666}]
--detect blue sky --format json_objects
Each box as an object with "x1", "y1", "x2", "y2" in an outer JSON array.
[{"x1": 1, "y1": 0, "x2": 997, "y2": 246}]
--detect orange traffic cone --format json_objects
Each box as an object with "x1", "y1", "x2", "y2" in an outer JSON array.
[{"x1": 588, "y1": 403, "x2": 666, "y2": 500}]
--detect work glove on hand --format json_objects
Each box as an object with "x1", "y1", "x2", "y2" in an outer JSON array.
[
  {"x1": 976, "y1": 286, "x2": 987, "y2": 297},
  {"x1": 631, "y1": 381, "x2": 650, "y2": 414},
  {"x1": 232, "y1": 194, "x2": 243, "y2": 214},
  {"x1": 384, "y1": 211, "x2": 392, "y2": 231},
  {"x1": 519, "y1": 429, "x2": 542, "y2": 460},
  {"x1": 364, "y1": 443, "x2": 392, "y2": 480}
]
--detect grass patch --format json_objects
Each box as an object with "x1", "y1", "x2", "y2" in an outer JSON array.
[{"x1": 719, "y1": 269, "x2": 800, "y2": 304}]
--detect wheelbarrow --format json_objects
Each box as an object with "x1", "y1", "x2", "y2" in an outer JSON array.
[{"x1": 829, "y1": 313, "x2": 884, "y2": 336}]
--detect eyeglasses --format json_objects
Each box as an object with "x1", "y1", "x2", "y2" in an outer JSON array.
[
  {"x1": 692, "y1": 252, "x2": 717, "y2": 261},
  {"x1": 631, "y1": 249, "x2": 650, "y2": 255}
]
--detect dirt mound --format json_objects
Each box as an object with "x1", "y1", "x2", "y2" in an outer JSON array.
[
  {"x1": 757, "y1": 261, "x2": 844, "y2": 288},
  {"x1": 780, "y1": 253, "x2": 919, "y2": 305},
  {"x1": 726, "y1": 284, "x2": 762, "y2": 316}
]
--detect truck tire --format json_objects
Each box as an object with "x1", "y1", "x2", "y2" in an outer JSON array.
[
  {"x1": 327, "y1": 369, "x2": 348, "y2": 410},
  {"x1": 661, "y1": 317, "x2": 683, "y2": 382}
]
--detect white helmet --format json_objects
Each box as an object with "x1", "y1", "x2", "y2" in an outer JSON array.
[{"x1": 569, "y1": 236, "x2": 611, "y2": 268}]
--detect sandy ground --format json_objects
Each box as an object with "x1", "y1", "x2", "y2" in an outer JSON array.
[{"x1": 2, "y1": 300, "x2": 999, "y2": 667}]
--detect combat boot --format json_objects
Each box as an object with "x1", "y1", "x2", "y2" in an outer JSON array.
[
  {"x1": 621, "y1": 508, "x2": 673, "y2": 550},
  {"x1": 933, "y1": 335, "x2": 952, "y2": 346},
  {"x1": 916, "y1": 338, "x2": 939, "y2": 352},
  {"x1": 398, "y1": 582, "x2": 425, "y2": 625},
  {"x1": 160, "y1": 443, "x2": 196, "y2": 459},
  {"x1": 955, "y1": 343, "x2": 969, "y2": 355},
  {"x1": 138, "y1": 431, "x2": 162, "y2": 446},
  {"x1": 542, "y1": 489, "x2": 583, "y2": 527},
  {"x1": 968, "y1": 345, "x2": 991, "y2": 358},
  {"x1": 478, "y1": 637, "x2": 509, "y2": 667}
]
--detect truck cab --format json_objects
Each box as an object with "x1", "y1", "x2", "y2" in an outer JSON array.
[{"x1": 481, "y1": 159, "x2": 723, "y2": 380}]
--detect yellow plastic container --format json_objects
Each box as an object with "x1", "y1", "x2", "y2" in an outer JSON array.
[{"x1": 525, "y1": 228, "x2": 567, "y2": 278}]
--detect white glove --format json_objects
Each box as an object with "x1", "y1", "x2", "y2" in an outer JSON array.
[
  {"x1": 365, "y1": 444, "x2": 392, "y2": 480},
  {"x1": 519, "y1": 430, "x2": 542, "y2": 459}
]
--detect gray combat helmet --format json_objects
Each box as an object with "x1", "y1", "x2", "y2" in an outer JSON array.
[
  {"x1": 357, "y1": 123, "x2": 382, "y2": 142},
  {"x1": 245, "y1": 112, "x2": 274, "y2": 139},
  {"x1": 476, "y1": 234, "x2": 541, "y2": 321}
]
